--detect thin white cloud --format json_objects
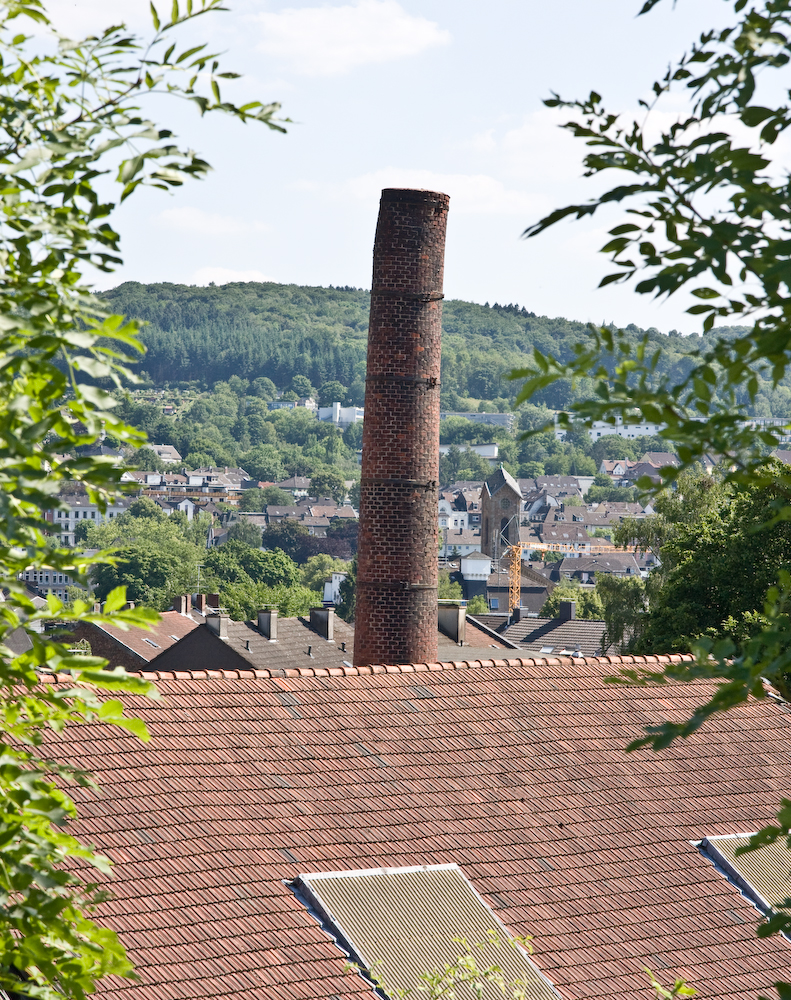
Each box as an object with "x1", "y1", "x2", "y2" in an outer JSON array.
[
  {"x1": 335, "y1": 168, "x2": 547, "y2": 216},
  {"x1": 255, "y1": 0, "x2": 450, "y2": 76},
  {"x1": 156, "y1": 207, "x2": 270, "y2": 237},
  {"x1": 191, "y1": 267, "x2": 277, "y2": 285},
  {"x1": 38, "y1": 0, "x2": 153, "y2": 38}
]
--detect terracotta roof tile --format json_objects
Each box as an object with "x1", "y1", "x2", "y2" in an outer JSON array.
[{"x1": 44, "y1": 653, "x2": 791, "y2": 1000}]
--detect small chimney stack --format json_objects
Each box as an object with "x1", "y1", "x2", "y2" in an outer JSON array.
[
  {"x1": 310, "y1": 606, "x2": 335, "y2": 641},
  {"x1": 354, "y1": 188, "x2": 449, "y2": 667},
  {"x1": 206, "y1": 610, "x2": 228, "y2": 639},
  {"x1": 258, "y1": 608, "x2": 278, "y2": 640},
  {"x1": 437, "y1": 602, "x2": 466, "y2": 646},
  {"x1": 559, "y1": 600, "x2": 576, "y2": 621},
  {"x1": 171, "y1": 595, "x2": 188, "y2": 614}
]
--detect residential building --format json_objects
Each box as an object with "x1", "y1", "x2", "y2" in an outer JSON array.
[
  {"x1": 275, "y1": 475, "x2": 312, "y2": 497},
  {"x1": 20, "y1": 566, "x2": 83, "y2": 602},
  {"x1": 61, "y1": 603, "x2": 202, "y2": 671},
  {"x1": 439, "y1": 527, "x2": 482, "y2": 558},
  {"x1": 554, "y1": 552, "x2": 642, "y2": 582},
  {"x1": 599, "y1": 458, "x2": 638, "y2": 480},
  {"x1": 268, "y1": 396, "x2": 318, "y2": 412},
  {"x1": 641, "y1": 451, "x2": 679, "y2": 468},
  {"x1": 148, "y1": 443, "x2": 182, "y2": 464},
  {"x1": 322, "y1": 571, "x2": 347, "y2": 606},
  {"x1": 48, "y1": 495, "x2": 131, "y2": 546},
  {"x1": 52, "y1": 649, "x2": 791, "y2": 999},
  {"x1": 439, "y1": 495, "x2": 469, "y2": 530}
]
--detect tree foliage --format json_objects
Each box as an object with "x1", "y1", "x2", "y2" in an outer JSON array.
[
  {"x1": 539, "y1": 579, "x2": 603, "y2": 620},
  {"x1": 0, "y1": 1, "x2": 285, "y2": 995},
  {"x1": 299, "y1": 554, "x2": 350, "y2": 592},
  {"x1": 514, "y1": 0, "x2": 791, "y2": 976}
]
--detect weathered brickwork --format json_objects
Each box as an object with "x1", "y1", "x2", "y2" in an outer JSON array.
[{"x1": 354, "y1": 188, "x2": 449, "y2": 667}]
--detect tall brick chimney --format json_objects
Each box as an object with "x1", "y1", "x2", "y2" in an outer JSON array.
[{"x1": 354, "y1": 188, "x2": 449, "y2": 666}]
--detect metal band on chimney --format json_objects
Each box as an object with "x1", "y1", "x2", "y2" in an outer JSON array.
[
  {"x1": 365, "y1": 375, "x2": 441, "y2": 388},
  {"x1": 361, "y1": 477, "x2": 438, "y2": 490},
  {"x1": 371, "y1": 290, "x2": 445, "y2": 302}
]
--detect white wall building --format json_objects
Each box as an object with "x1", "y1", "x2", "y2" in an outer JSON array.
[
  {"x1": 49, "y1": 496, "x2": 130, "y2": 546},
  {"x1": 439, "y1": 497, "x2": 469, "y2": 530},
  {"x1": 323, "y1": 571, "x2": 347, "y2": 606},
  {"x1": 318, "y1": 402, "x2": 364, "y2": 429},
  {"x1": 20, "y1": 566, "x2": 84, "y2": 601},
  {"x1": 460, "y1": 550, "x2": 492, "y2": 582}
]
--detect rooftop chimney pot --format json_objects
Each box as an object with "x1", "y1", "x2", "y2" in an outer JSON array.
[
  {"x1": 310, "y1": 606, "x2": 335, "y2": 641},
  {"x1": 258, "y1": 608, "x2": 278, "y2": 640},
  {"x1": 206, "y1": 612, "x2": 228, "y2": 639},
  {"x1": 171, "y1": 595, "x2": 188, "y2": 614}
]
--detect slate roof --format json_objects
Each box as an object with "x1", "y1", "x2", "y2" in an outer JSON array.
[
  {"x1": 641, "y1": 452, "x2": 679, "y2": 467},
  {"x1": 441, "y1": 528, "x2": 481, "y2": 547},
  {"x1": 558, "y1": 554, "x2": 641, "y2": 577},
  {"x1": 483, "y1": 466, "x2": 522, "y2": 499},
  {"x1": 265, "y1": 505, "x2": 303, "y2": 519},
  {"x1": 276, "y1": 476, "x2": 312, "y2": 490},
  {"x1": 150, "y1": 616, "x2": 357, "y2": 674},
  {"x1": 50, "y1": 653, "x2": 791, "y2": 1000},
  {"x1": 495, "y1": 616, "x2": 607, "y2": 657}
]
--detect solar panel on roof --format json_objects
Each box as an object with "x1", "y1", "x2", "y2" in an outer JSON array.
[{"x1": 292, "y1": 864, "x2": 560, "y2": 1000}]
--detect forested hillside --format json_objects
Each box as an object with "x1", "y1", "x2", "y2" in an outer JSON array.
[{"x1": 101, "y1": 281, "x2": 791, "y2": 416}]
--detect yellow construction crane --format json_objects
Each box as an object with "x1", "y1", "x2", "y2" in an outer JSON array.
[{"x1": 508, "y1": 542, "x2": 522, "y2": 614}]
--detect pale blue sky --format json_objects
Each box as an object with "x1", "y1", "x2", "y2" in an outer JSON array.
[{"x1": 48, "y1": 0, "x2": 752, "y2": 332}]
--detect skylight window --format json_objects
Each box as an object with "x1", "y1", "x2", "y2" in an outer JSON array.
[
  {"x1": 539, "y1": 646, "x2": 554, "y2": 654},
  {"x1": 697, "y1": 833, "x2": 791, "y2": 917},
  {"x1": 292, "y1": 864, "x2": 559, "y2": 1000},
  {"x1": 142, "y1": 638, "x2": 160, "y2": 648}
]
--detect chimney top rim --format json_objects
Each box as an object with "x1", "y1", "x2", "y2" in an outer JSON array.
[{"x1": 380, "y1": 187, "x2": 449, "y2": 205}]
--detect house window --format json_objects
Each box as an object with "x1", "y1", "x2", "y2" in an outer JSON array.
[
  {"x1": 490, "y1": 598, "x2": 499, "y2": 609},
  {"x1": 290, "y1": 865, "x2": 558, "y2": 1000}
]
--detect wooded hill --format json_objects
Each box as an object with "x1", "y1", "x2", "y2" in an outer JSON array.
[{"x1": 100, "y1": 280, "x2": 790, "y2": 416}]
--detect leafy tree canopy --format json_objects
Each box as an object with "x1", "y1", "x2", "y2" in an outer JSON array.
[
  {"x1": 310, "y1": 470, "x2": 347, "y2": 504},
  {"x1": 227, "y1": 519, "x2": 263, "y2": 547},
  {"x1": 539, "y1": 579, "x2": 603, "y2": 620},
  {"x1": 514, "y1": 0, "x2": 791, "y2": 969},
  {"x1": 0, "y1": 0, "x2": 285, "y2": 995},
  {"x1": 300, "y1": 554, "x2": 350, "y2": 592}
]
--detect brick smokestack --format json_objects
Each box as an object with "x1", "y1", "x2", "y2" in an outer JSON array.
[{"x1": 354, "y1": 188, "x2": 449, "y2": 666}]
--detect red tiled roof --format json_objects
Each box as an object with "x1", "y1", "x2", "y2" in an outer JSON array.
[
  {"x1": 90, "y1": 611, "x2": 200, "y2": 663},
  {"x1": 46, "y1": 653, "x2": 791, "y2": 1000}
]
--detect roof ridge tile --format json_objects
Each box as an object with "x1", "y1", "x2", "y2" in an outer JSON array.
[{"x1": 33, "y1": 653, "x2": 696, "y2": 684}]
